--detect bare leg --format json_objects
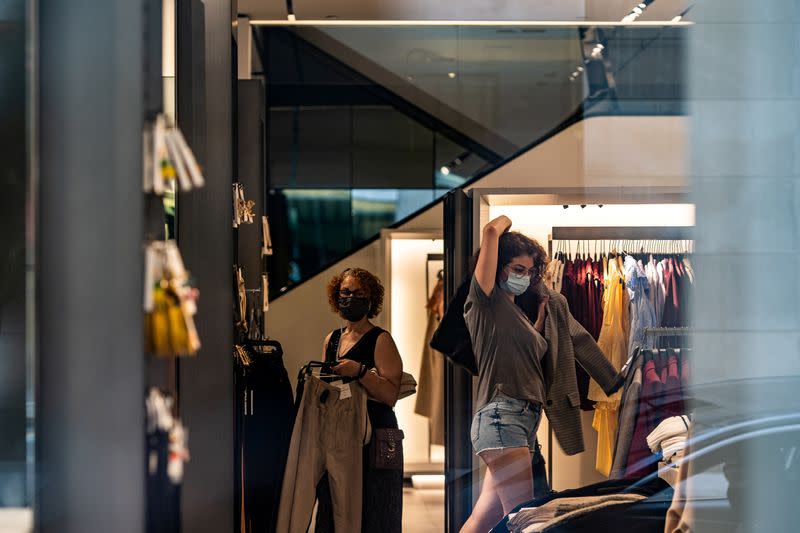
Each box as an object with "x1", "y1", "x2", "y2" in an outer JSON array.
[
  {"x1": 460, "y1": 448, "x2": 534, "y2": 532},
  {"x1": 459, "y1": 464, "x2": 503, "y2": 533}
]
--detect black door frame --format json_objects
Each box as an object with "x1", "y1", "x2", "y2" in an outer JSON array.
[{"x1": 443, "y1": 189, "x2": 474, "y2": 532}]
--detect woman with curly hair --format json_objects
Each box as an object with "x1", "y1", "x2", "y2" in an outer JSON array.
[{"x1": 314, "y1": 267, "x2": 404, "y2": 533}]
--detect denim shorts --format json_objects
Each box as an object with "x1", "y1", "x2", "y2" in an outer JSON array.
[{"x1": 470, "y1": 394, "x2": 543, "y2": 454}]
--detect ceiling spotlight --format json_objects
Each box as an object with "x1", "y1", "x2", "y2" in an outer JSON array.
[
  {"x1": 287, "y1": 13, "x2": 296, "y2": 21},
  {"x1": 440, "y1": 151, "x2": 471, "y2": 177},
  {"x1": 638, "y1": 3, "x2": 647, "y2": 8},
  {"x1": 671, "y1": 15, "x2": 682, "y2": 22},
  {"x1": 448, "y1": 72, "x2": 457, "y2": 79},
  {"x1": 577, "y1": 66, "x2": 584, "y2": 72},
  {"x1": 633, "y1": 7, "x2": 643, "y2": 15}
]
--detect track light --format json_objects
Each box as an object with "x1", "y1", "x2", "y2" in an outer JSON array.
[{"x1": 440, "y1": 152, "x2": 471, "y2": 177}]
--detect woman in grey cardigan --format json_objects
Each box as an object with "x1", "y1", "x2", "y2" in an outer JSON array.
[{"x1": 460, "y1": 216, "x2": 622, "y2": 533}]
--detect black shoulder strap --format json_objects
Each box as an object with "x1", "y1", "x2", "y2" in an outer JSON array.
[{"x1": 324, "y1": 329, "x2": 343, "y2": 363}]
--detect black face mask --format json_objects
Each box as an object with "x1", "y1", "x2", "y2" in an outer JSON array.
[{"x1": 338, "y1": 296, "x2": 371, "y2": 322}]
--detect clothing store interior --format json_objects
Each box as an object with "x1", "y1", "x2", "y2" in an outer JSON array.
[{"x1": 5, "y1": 1, "x2": 800, "y2": 532}]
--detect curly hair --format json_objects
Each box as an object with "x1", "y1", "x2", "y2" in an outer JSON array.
[
  {"x1": 327, "y1": 267, "x2": 385, "y2": 319},
  {"x1": 497, "y1": 231, "x2": 548, "y2": 281},
  {"x1": 470, "y1": 231, "x2": 549, "y2": 284}
]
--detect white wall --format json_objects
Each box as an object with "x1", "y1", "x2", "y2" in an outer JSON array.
[
  {"x1": 268, "y1": 205, "x2": 443, "y2": 391},
  {"x1": 269, "y1": 241, "x2": 384, "y2": 382},
  {"x1": 467, "y1": 116, "x2": 688, "y2": 191},
  {"x1": 389, "y1": 238, "x2": 444, "y2": 466}
]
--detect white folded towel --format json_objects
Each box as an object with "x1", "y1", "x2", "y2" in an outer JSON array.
[
  {"x1": 660, "y1": 435, "x2": 687, "y2": 460},
  {"x1": 647, "y1": 415, "x2": 690, "y2": 453}
]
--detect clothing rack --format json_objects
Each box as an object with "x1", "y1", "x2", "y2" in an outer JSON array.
[
  {"x1": 550, "y1": 226, "x2": 695, "y2": 241},
  {"x1": 544, "y1": 226, "x2": 695, "y2": 486},
  {"x1": 643, "y1": 327, "x2": 692, "y2": 337}
]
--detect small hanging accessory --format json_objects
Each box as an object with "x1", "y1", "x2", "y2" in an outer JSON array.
[
  {"x1": 144, "y1": 114, "x2": 205, "y2": 194},
  {"x1": 232, "y1": 183, "x2": 255, "y2": 227},
  {"x1": 144, "y1": 241, "x2": 201, "y2": 357},
  {"x1": 261, "y1": 216, "x2": 273, "y2": 256},
  {"x1": 261, "y1": 273, "x2": 269, "y2": 312}
]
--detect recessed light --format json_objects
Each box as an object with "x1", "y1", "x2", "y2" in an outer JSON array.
[
  {"x1": 448, "y1": 72, "x2": 457, "y2": 79},
  {"x1": 440, "y1": 166, "x2": 451, "y2": 175}
]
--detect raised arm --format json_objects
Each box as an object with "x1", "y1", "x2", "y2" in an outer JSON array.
[{"x1": 474, "y1": 215, "x2": 513, "y2": 296}]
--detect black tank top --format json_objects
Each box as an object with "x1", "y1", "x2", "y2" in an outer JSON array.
[{"x1": 325, "y1": 327, "x2": 397, "y2": 429}]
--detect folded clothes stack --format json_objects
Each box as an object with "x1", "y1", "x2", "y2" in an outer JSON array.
[
  {"x1": 647, "y1": 415, "x2": 691, "y2": 463},
  {"x1": 507, "y1": 494, "x2": 646, "y2": 533}
]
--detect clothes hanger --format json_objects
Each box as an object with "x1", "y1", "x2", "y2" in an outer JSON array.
[{"x1": 246, "y1": 338, "x2": 283, "y2": 357}]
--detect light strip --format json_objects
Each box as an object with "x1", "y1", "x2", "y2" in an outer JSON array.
[{"x1": 249, "y1": 19, "x2": 693, "y2": 27}]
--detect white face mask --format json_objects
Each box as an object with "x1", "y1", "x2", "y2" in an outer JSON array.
[{"x1": 500, "y1": 271, "x2": 531, "y2": 296}]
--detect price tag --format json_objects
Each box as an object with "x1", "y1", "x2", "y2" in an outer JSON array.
[{"x1": 330, "y1": 380, "x2": 351, "y2": 400}]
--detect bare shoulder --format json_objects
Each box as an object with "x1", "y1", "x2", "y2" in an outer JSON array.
[
  {"x1": 322, "y1": 330, "x2": 334, "y2": 349},
  {"x1": 376, "y1": 330, "x2": 398, "y2": 348}
]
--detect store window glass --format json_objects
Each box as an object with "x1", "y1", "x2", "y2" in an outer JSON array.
[
  {"x1": 0, "y1": 0, "x2": 34, "y2": 528},
  {"x1": 251, "y1": 15, "x2": 799, "y2": 533}
]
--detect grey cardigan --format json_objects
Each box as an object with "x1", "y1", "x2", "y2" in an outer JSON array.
[{"x1": 541, "y1": 289, "x2": 621, "y2": 456}]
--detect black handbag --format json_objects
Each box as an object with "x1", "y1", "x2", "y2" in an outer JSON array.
[
  {"x1": 429, "y1": 278, "x2": 478, "y2": 375},
  {"x1": 370, "y1": 428, "x2": 405, "y2": 470}
]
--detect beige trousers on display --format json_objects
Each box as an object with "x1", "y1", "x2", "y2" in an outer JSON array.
[{"x1": 276, "y1": 374, "x2": 371, "y2": 533}]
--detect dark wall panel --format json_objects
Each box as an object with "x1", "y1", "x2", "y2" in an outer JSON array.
[
  {"x1": 38, "y1": 1, "x2": 145, "y2": 531},
  {"x1": 237, "y1": 79, "x2": 266, "y2": 289},
  {"x1": 178, "y1": 0, "x2": 235, "y2": 531}
]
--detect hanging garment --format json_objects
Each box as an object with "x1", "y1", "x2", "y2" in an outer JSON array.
[
  {"x1": 315, "y1": 327, "x2": 403, "y2": 533},
  {"x1": 544, "y1": 259, "x2": 560, "y2": 292},
  {"x1": 624, "y1": 255, "x2": 657, "y2": 357},
  {"x1": 146, "y1": 429, "x2": 180, "y2": 533},
  {"x1": 558, "y1": 257, "x2": 604, "y2": 411},
  {"x1": 414, "y1": 311, "x2": 445, "y2": 446},
  {"x1": 646, "y1": 257, "x2": 666, "y2": 327},
  {"x1": 146, "y1": 389, "x2": 187, "y2": 533},
  {"x1": 234, "y1": 349, "x2": 294, "y2": 533},
  {"x1": 589, "y1": 257, "x2": 629, "y2": 475},
  {"x1": 609, "y1": 363, "x2": 644, "y2": 478},
  {"x1": 624, "y1": 357, "x2": 665, "y2": 479},
  {"x1": 589, "y1": 257, "x2": 629, "y2": 403},
  {"x1": 537, "y1": 286, "x2": 621, "y2": 456},
  {"x1": 276, "y1": 374, "x2": 371, "y2": 533},
  {"x1": 661, "y1": 258, "x2": 686, "y2": 327},
  {"x1": 592, "y1": 401, "x2": 619, "y2": 476}
]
